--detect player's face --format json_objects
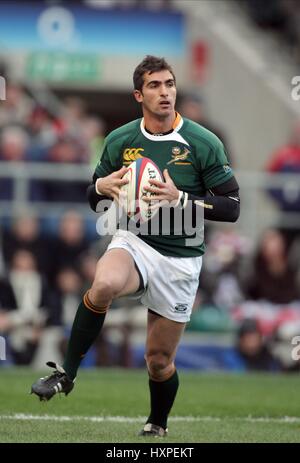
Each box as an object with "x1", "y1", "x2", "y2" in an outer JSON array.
[{"x1": 134, "y1": 70, "x2": 176, "y2": 118}]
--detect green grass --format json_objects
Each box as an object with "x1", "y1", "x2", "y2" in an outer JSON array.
[{"x1": 1, "y1": 368, "x2": 300, "y2": 443}]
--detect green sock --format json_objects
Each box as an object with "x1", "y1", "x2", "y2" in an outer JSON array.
[
  {"x1": 63, "y1": 299, "x2": 106, "y2": 380},
  {"x1": 147, "y1": 370, "x2": 179, "y2": 430}
]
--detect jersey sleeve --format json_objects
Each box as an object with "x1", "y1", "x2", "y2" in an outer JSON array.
[
  {"x1": 94, "y1": 136, "x2": 122, "y2": 179},
  {"x1": 201, "y1": 138, "x2": 234, "y2": 189}
]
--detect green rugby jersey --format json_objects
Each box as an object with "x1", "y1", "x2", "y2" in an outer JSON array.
[{"x1": 94, "y1": 113, "x2": 233, "y2": 257}]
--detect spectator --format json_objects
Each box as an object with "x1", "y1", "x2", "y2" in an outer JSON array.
[
  {"x1": 60, "y1": 96, "x2": 87, "y2": 140},
  {"x1": 0, "y1": 250, "x2": 56, "y2": 365},
  {"x1": 47, "y1": 136, "x2": 84, "y2": 164},
  {"x1": 81, "y1": 116, "x2": 106, "y2": 169},
  {"x1": 2, "y1": 214, "x2": 51, "y2": 277},
  {"x1": 40, "y1": 136, "x2": 88, "y2": 202},
  {"x1": 266, "y1": 121, "x2": 300, "y2": 213},
  {"x1": 0, "y1": 125, "x2": 29, "y2": 161},
  {"x1": 0, "y1": 126, "x2": 30, "y2": 199},
  {"x1": 0, "y1": 83, "x2": 33, "y2": 126},
  {"x1": 245, "y1": 229, "x2": 300, "y2": 304},
  {"x1": 199, "y1": 228, "x2": 250, "y2": 308},
  {"x1": 26, "y1": 105, "x2": 58, "y2": 162},
  {"x1": 50, "y1": 211, "x2": 89, "y2": 285},
  {"x1": 224, "y1": 318, "x2": 278, "y2": 371}
]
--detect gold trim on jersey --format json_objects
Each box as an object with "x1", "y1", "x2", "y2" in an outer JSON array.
[
  {"x1": 172, "y1": 112, "x2": 181, "y2": 129},
  {"x1": 142, "y1": 112, "x2": 182, "y2": 131},
  {"x1": 174, "y1": 162, "x2": 192, "y2": 165}
]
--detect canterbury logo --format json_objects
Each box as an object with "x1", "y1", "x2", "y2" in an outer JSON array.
[{"x1": 123, "y1": 148, "x2": 144, "y2": 162}]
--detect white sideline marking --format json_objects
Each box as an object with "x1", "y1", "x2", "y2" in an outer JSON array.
[{"x1": 0, "y1": 414, "x2": 300, "y2": 424}]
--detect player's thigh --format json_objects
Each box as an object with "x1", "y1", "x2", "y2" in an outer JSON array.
[
  {"x1": 92, "y1": 248, "x2": 141, "y2": 297},
  {"x1": 145, "y1": 311, "x2": 186, "y2": 361}
]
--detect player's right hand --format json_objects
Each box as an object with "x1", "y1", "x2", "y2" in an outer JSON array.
[{"x1": 95, "y1": 166, "x2": 129, "y2": 202}]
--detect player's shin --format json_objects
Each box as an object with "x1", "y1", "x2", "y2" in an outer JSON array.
[
  {"x1": 147, "y1": 367, "x2": 179, "y2": 430},
  {"x1": 62, "y1": 290, "x2": 109, "y2": 380}
]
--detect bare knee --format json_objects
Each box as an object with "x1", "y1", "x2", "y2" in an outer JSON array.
[
  {"x1": 89, "y1": 278, "x2": 116, "y2": 306},
  {"x1": 145, "y1": 352, "x2": 174, "y2": 381}
]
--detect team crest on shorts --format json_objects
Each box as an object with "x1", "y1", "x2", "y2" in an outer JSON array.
[{"x1": 174, "y1": 303, "x2": 188, "y2": 313}]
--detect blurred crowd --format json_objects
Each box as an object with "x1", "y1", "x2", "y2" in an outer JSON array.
[
  {"x1": 265, "y1": 121, "x2": 300, "y2": 223},
  {"x1": 0, "y1": 211, "x2": 106, "y2": 366},
  {"x1": 197, "y1": 226, "x2": 300, "y2": 372},
  {"x1": 0, "y1": 83, "x2": 105, "y2": 202},
  {"x1": 243, "y1": 0, "x2": 300, "y2": 63}
]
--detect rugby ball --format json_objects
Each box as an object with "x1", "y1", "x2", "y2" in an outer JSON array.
[{"x1": 121, "y1": 157, "x2": 163, "y2": 223}]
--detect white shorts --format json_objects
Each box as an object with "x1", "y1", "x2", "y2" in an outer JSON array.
[{"x1": 107, "y1": 230, "x2": 202, "y2": 323}]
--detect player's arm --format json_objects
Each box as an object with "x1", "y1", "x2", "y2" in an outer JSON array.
[
  {"x1": 87, "y1": 167, "x2": 129, "y2": 211},
  {"x1": 190, "y1": 134, "x2": 240, "y2": 222},
  {"x1": 143, "y1": 172, "x2": 240, "y2": 222},
  {"x1": 177, "y1": 176, "x2": 240, "y2": 222},
  {"x1": 86, "y1": 179, "x2": 107, "y2": 212},
  {"x1": 86, "y1": 138, "x2": 128, "y2": 211}
]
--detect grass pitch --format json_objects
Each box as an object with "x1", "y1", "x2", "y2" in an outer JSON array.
[{"x1": 0, "y1": 368, "x2": 300, "y2": 443}]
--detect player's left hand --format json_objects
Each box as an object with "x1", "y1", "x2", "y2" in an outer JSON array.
[{"x1": 142, "y1": 169, "x2": 179, "y2": 207}]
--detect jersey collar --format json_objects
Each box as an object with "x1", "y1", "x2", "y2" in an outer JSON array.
[{"x1": 140, "y1": 112, "x2": 189, "y2": 145}]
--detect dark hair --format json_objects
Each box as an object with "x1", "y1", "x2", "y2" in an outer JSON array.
[
  {"x1": 238, "y1": 318, "x2": 260, "y2": 338},
  {"x1": 133, "y1": 55, "x2": 176, "y2": 91}
]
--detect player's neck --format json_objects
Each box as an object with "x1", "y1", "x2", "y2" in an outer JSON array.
[{"x1": 143, "y1": 111, "x2": 176, "y2": 134}]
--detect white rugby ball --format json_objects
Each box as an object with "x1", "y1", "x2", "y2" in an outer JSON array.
[{"x1": 121, "y1": 157, "x2": 163, "y2": 223}]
